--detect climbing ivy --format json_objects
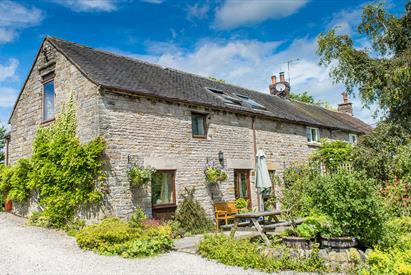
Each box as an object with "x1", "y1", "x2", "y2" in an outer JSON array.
[{"x1": 0, "y1": 101, "x2": 106, "y2": 228}]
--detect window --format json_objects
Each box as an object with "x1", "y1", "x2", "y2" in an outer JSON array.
[
  {"x1": 236, "y1": 94, "x2": 266, "y2": 110},
  {"x1": 207, "y1": 88, "x2": 242, "y2": 106},
  {"x1": 191, "y1": 113, "x2": 207, "y2": 138},
  {"x1": 151, "y1": 171, "x2": 176, "y2": 207},
  {"x1": 306, "y1": 127, "x2": 320, "y2": 143},
  {"x1": 43, "y1": 78, "x2": 55, "y2": 121},
  {"x1": 349, "y1": 133, "x2": 358, "y2": 144}
]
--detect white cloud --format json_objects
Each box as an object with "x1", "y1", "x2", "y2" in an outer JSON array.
[
  {"x1": 0, "y1": 29, "x2": 16, "y2": 44},
  {"x1": 141, "y1": 0, "x2": 164, "y2": 4},
  {"x1": 0, "y1": 87, "x2": 18, "y2": 108},
  {"x1": 187, "y1": 3, "x2": 209, "y2": 20},
  {"x1": 0, "y1": 0, "x2": 43, "y2": 44},
  {"x1": 0, "y1": 58, "x2": 19, "y2": 82},
  {"x1": 214, "y1": 0, "x2": 309, "y2": 29},
  {"x1": 53, "y1": 0, "x2": 117, "y2": 12},
  {"x1": 325, "y1": 8, "x2": 363, "y2": 35}
]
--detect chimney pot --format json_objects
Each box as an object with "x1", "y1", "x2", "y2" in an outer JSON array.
[
  {"x1": 271, "y1": 75, "x2": 277, "y2": 84},
  {"x1": 342, "y1": 91, "x2": 349, "y2": 104},
  {"x1": 279, "y1": 72, "x2": 285, "y2": 82}
]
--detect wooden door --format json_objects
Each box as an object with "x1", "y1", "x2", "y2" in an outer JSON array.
[{"x1": 234, "y1": 170, "x2": 251, "y2": 208}]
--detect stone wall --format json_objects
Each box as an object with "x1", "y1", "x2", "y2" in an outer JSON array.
[
  {"x1": 98, "y1": 91, "x2": 352, "y2": 219},
  {"x1": 8, "y1": 40, "x2": 353, "y2": 221},
  {"x1": 8, "y1": 41, "x2": 101, "y2": 216}
]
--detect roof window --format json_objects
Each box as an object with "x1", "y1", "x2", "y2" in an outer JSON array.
[
  {"x1": 208, "y1": 88, "x2": 242, "y2": 106},
  {"x1": 236, "y1": 94, "x2": 266, "y2": 110}
]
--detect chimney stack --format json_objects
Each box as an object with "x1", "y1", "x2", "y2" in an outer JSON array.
[
  {"x1": 271, "y1": 75, "x2": 277, "y2": 84},
  {"x1": 279, "y1": 72, "x2": 285, "y2": 82},
  {"x1": 337, "y1": 91, "x2": 353, "y2": 115}
]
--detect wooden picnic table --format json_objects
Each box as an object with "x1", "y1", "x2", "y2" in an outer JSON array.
[{"x1": 229, "y1": 210, "x2": 283, "y2": 246}]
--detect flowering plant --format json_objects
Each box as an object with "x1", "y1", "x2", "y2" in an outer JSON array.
[
  {"x1": 128, "y1": 165, "x2": 156, "y2": 187},
  {"x1": 204, "y1": 161, "x2": 228, "y2": 184}
]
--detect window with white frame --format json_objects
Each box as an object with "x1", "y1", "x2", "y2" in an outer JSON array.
[
  {"x1": 306, "y1": 127, "x2": 320, "y2": 143},
  {"x1": 349, "y1": 133, "x2": 358, "y2": 144}
]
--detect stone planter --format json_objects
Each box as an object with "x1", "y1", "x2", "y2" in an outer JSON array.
[
  {"x1": 282, "y1": 236, "x2": 314, "y2": 250},
  {"x1": 320, "y1": 237, "x2": 357, "y2": 249}
]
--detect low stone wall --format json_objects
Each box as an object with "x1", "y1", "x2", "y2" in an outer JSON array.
[{"x1": 262, "y1": 247, "x2": 365, "y2": 272}]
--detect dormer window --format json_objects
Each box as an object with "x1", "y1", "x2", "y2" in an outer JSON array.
[
  {"x1": 42, "y1": 72, "x2": 55, "y2": 122},
  {"x1": 307, "y1": 127, "x2": 320, "y2": 143}
]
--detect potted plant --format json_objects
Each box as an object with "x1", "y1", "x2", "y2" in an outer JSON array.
[
  {"x1": 281, "y1": 215, "x2": 327, "y2": 249},
  {"x1": 128, "y1": 165, "x2": 156, "y2": 187},
  {"x1": 204, "y1": 161, "x2": 228, "y2": 184},
  {"x1": 235, "y1": 198, "x2": 248, "y2": 213}
]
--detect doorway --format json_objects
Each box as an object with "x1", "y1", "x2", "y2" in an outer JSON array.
[{"x1": 234, "y1": 169, "x2": 251, "y2": 208}]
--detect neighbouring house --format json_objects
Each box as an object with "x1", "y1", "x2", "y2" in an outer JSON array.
[{"x1": 6, "y1": 37, "x2": 371, "y2": 221}]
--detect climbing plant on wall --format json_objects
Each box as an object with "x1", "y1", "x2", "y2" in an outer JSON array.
[{"x1": 0, "y1": 100, "x2": 106, "y2": 228}]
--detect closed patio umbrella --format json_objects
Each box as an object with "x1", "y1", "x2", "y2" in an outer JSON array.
[{"x1": 256, "y1": 150, "x2": 272, "y2": 210}]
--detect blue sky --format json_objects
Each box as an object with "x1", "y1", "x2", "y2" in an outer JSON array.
[{"x1": 0, "y1": 0, "x2": 408, "y2": 127}]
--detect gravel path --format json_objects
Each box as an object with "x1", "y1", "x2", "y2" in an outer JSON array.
[{"x1": 0, "y1": 213, "x2": 266, "y2": 275}]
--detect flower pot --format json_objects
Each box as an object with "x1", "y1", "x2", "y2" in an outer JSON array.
[
  {"x1": 4, "y1": 199, "x2": 12, "y2": 212},
  {"x1": 282, "y1": 236, "x2": 314, "y2": 250},
  {"x1": 320, "y1": 236, "x2": 357, "y2": 249}
]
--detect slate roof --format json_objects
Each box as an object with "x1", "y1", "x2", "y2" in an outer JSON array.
[{"x1": 45, "y1": 37, "x2": 371, "y2": 133}]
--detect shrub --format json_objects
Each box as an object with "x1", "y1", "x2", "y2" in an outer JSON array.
[
  {"x1": 284, "y1": 214, "x2": 331, "y2": 240},
  {"x1": 174, "y1": 188, "x2": 213, "y2": 234},
  {"x1": 311, "y1": 139, "x2": 353, "y2": 170},
  {"x1": 281, "y1": 162, "x2": 319, "y2": 220},
  {"x1": 128, "y1": 166, "x2": 155, "y2": 187},
  {"x1": 198, "y1": 234, "x2": 326, "y2": 273},
  {"x1": 361, "y1": 248, "x2": 411, "y2": 275},
  {"x1": 311, "y1": 171, "x2": 388, "y2": 245},
  {"x1": 378, "y1": 216, "x2": 411, "y2": 250},
  {"x1": 352, "y1": 122, "x2": 411, "y2": 183},
  {"x1": 7, "y1": 159, "x2": 32, "y2": 203},
  {"x1": 235, "y1": 198, "x2": 247, "y2": 210},
  {"x1": 76, "y1": 217, "x2": 173, "y2": 257},
  {"x1": 129, "y1": 208, "x2": 147, "y2": 228}
]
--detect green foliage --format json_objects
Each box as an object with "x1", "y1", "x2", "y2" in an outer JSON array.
[
  {"x1": 281, "y1": 162, "x2": 319, "y2": 219},
  {"x1": 6, "y1": 159, "x2": 32, "y2": 202},
  {"x1": 198, "y1": 234, "x2": 327, "y2": 273},
  {"x1": 208, "y1": 76, "x2": 225, "y2": 83},
  {"x1": 0, "y1": 101, "x2": 106, "y2": 229},
  {"x1": 129, "y1": 208, "x2": 147, "y2": 228},
  {"x1": 290, "y1": 92, "x2": 335, "y2": 110},
  {"x1": 352, "y1": 122, "x2": 411, "y2": 183},
  {"x1": 76, "y1": 217, "x2": 173, "y2": 257},
  {"x1": 204, "y1": 162, "x2": 228, "y2": 184},
  {"x1": 312, "y1": 139, "x2": 353, "y2": 170},
  {"x1": 378, "y1": 216, "x2": 411, "y2": 250},
  {"x1": 235, "y1": 198, "x2": 247, "y2": 210},
  {"x1": 290, "y1": 91, "x2": 316, "y2": 104},
  {"x1": 29, "y1": 103, "x2": 106, "y2": 228},
  {"x1": 0, "y1": 124, "x2": 6, "y2": 162},
  {"x1": 361, "y1": 248, "x2": 411, "y2": 275},
  {"x1": 285, "y1": 214, "x2": 331, "y2": 240},
  {"x1": 128, "y1": 165, "x2": 155, "y2": 187},
  {"x1": 317, "y1": 2, "x2": 411, "y2": 125},
  {"x1": 311, "y1": 171, "x2": 388, "y2": 245},
  {"x1": 174, "y1": 188, "x2": 213, "y2": 234}
]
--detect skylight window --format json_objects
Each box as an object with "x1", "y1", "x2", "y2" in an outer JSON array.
[
  {"x1": 236, "y1": 94, "x2": 266, "y2": 110},
  {"x1": 208, "y1": 88, "x2": 242, "y2": 106}
]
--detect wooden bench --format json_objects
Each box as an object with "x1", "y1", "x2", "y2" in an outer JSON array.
[
  {"x1": 214, "y1": 201, "x2": 239, "y2": 230},
  {"x1": 262, "y1": 218, "x2": 305, "y2": 231}
]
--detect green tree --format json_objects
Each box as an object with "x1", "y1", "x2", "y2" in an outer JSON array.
[
  {"x1": 290, "y1": 91, "x2": 316, "y2": 104},
  {"x1": 0, "y1": 124, "x2": 6, "y2": 162},
  {"x1": 317, "y1": 1, "x2": 411, "y2": 126}
]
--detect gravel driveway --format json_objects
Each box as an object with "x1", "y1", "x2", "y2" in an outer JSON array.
[{"x1": 0, "y1": 213, "x2": 265, "y2": 275}]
